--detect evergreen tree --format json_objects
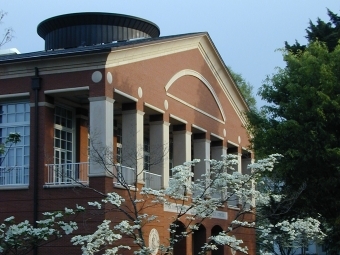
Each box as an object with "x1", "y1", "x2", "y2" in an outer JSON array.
[
  {"x1": 286, "y1": 9, "x2": 340, "y2": 53},
  {"x1": 247, "y1": 41, "x2": 340, "y2": 254}
]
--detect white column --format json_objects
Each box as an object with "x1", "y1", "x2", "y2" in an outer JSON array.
[
  {"x1": 242, "y1": 157, "x2": 252, "y2": 175},
  {"x1": 89, "y1": 97, "x2": 114, "y2": 176},
  {"x1": 211, "y1": 145, "x2": 227, "y2": 200},
  {"x1": 122, "y1": 110, "x2": 144, "y2": 183},
  {"x1": 238, "y1": 153, "x2": 242, "y2": 173},
  {"x1": 193, "y1": 139, "x2": 211, "y2": 180},
  {"x1": 150, "y1": 121, "x2": 170, "y2": 188},
  {"x1": 173, "y1": 130, "x2": 192, "y2": 167},
  {"x1": 211, "y1": 146, "x2": 227, "y2": 161}
]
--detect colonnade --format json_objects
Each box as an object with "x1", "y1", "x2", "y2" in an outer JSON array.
[{"x1": 88, "y1": 97, "x2": 251, "y2": 190}]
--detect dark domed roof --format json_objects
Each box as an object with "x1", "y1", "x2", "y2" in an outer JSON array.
[{"x1": 37, "y1": 12, "x2": 160, "y2": 50}]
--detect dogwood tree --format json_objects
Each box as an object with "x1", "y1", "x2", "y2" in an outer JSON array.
[
  {"x1": 258, "y1": 217, "x2": 325, "y2": 255},
  {"x1": 0, "y1": 133, "x2": 82, "y2": 255},
  {"x1": 0, "y1": 207, "x2": 82, "y2": 255},
  {"x1": 69, "y1": 152, "x2": 324, "y2": 255},
  {"x1": 0, "y1": 146, "x2": 325, "y2": 254}
]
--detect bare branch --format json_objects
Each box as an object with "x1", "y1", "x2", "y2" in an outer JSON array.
[{"x1": 0, "y1": 10, "x2": 13, "y2": 48}]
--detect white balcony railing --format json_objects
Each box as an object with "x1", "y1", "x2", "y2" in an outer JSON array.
[
  {"x1": 45, "y1": 162, "x2": 89, "y2": 185},
  {"x1": 0, "y1": 166, "x2": 29, "y2": 186},
  {"x1": 144, "y1": 171, "x2": 162, "y2": 190},
  {"x1": 114, "y1": 166, "x2": 162, "y2": 190},
  {"x1": 116, "y1": 165, "x2": 136, "y2": 186}
]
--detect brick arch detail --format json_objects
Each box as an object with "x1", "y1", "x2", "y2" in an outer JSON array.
[{"x1": 165, "y1": 69, "x2": 226, "y2": 122}]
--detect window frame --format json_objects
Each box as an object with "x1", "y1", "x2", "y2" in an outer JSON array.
[
  {"x1": 53, "y1": 105, "x2": 76, "y2": 184},
  {"x1": 0, "y1": 100, "x2": 30, "y2": 188}
]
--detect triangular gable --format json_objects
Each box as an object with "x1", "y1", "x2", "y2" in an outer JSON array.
[{"x1": 105, "y1": 33, "x2": 249, "y2": 126}]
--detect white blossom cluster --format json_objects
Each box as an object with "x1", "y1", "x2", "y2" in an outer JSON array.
[
  {"x1": 71, "y1": 220, "x2": 130, "y2": 255},
  {"x1": 258, "y1": 217, "x2": 326, "y2": 253},
  {"x1": 87, "y1": 193, "x2": 125, "y2": 210},
  {"x1": 165, "y1": 160, "x2": 198, "y2": 200},
  {"x1": 3, "y1": 153, "x2": 324, "y2": 255},
  {"x1": 83, "y1": 154, "x2": 282, "y2": 254},
  {"x1": 0, "y1": 207, "x2": 81, "y2": 254},
  {"x1": 201, "y1": 232, "x2": 248, "y2": 254}
]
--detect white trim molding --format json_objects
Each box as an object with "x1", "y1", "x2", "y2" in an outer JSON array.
[
  {"x1": 227, "y1": 140, "x2": 239, "y2": 147},
  {"x1": 169, "y1": 114, "x2": 187, "y2": 124},
  {"x1": 45, "y1": 86, "x2": 89, "y2": 94},
  {"x1": 165, "y1": 69, "x2": 225, "y2": 123},
  {"x1": 114, "y1": 89, "x2": 138, "y2": 102},
  {"x1": 167, "y1": 93, "x2": 224, "y2": 124},
  {"x1": 144, "y1": 102, "x2": 165, "y2": 114},
  {"x1": 211, "y1": 132, "x2": 224, "y2": 141},
  {"x1": 191, "y1": 124, "x2": 207, "y2": 133},
  {"x1": 0, "y1": 92, "x2": 29, "y2": 99}
]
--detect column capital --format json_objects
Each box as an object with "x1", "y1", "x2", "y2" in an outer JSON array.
[
  {"x1": 122, "y1": 109, "x2": 145, "y2": 116},
  {"x1": 149, "y1": 120, "x2": 170, "y2": 126},
  {"x1": 89, "y1": 96, "x2": 114, "y2": 103},
  {"x1": 193, "y1": 138, "x2": 211, "y2": 144},
  {"x1": 173, "y1": 130, "x2": 192, "y2": 136}
]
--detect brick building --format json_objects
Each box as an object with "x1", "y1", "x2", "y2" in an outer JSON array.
[{"x1": 0, "y1": 13, "x2": 254, "y2": 255}]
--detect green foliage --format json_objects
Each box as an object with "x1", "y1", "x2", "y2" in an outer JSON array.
[
  {"x1": 228, "y1": 66, "x2": 257, "y2": 110},
  {"x1": 247, "y1": 41, "x2": 340, "y2": 253},
  {"x1": 286, "y1": 9, "x2": 340, "y2": 53}
]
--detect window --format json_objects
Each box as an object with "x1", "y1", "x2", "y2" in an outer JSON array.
[
  {"x1": 0, "y1": 102, "x2": 30, "y2": 186},
  {"x1": 53, "y1": 106, "x2": 74, "y2": 183}
]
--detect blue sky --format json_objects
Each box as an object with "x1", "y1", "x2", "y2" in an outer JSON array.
[{"x1": 1, "y1": 1, "x2": 339, "y2": 107}]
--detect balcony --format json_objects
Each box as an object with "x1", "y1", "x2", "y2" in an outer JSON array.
[
  {"x1": 144, "y1": 171, "x2": 162, "y2": 190},
  {"x1": 114, "y1": 165, "x2": 162, "y2": 190},
  {"x1": 45, "y1": 162, "x2": 89, "y2": 185},
  {"x1": 0, "y1": 166, "x2": 29, "y2": 186},
  {"x1": 115, "y1": 165, "x2": 136, "y2": 186}
]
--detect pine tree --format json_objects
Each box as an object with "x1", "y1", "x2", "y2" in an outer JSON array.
[{"x1": 286, "y1": 9, "x2": 340, "y2": 52}]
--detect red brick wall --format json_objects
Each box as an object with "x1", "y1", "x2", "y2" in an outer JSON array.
[
  {"x1": 0, "y1": 44, "x2": 254, "y2": 255},
  {"x1": 108, "y1": 49, "x2": 249, "y2": 148}
]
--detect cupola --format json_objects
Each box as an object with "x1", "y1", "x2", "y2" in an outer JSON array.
[{"x1": 37, "y1": 12, "x2": 160, "y2": 50}]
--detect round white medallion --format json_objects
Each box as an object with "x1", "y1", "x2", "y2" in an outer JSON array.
[
  {"x1": 238, "y1": 136, "x2": 241, "y2": 144},
  {"x1": 107, "y1": 72, "x2": 113, "y2": 84},
  {"x1": 149, "y1": 228, "x2": 160, "y2": 255},
  {"x1": 164, "y1": 100, "x2": 168, "y2": 110},
  {"x1": 223, "y1": 129, "x2": 226, "y2": 137},
  {"x1": 231, "y1": 248, "x2": 236, "y2": 255},
  {"x1": 92, "y1": 71, "x2": 102, "y2": 83},
  {"x1": 138, "y1": 87, "x2": 143, "y2": 98}
]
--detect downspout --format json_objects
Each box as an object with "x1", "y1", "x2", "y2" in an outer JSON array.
[{"x1": 31, "y1": 67, "x2": 41, "y2": 255}]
